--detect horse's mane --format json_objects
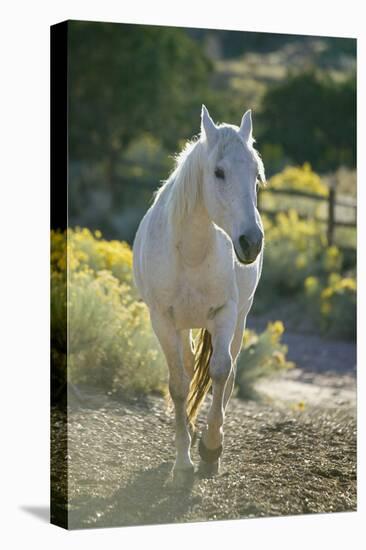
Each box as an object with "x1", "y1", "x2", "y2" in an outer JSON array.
[
  {"x1": 153, "y1": 136, "x2": 203, "y2": 227},
  {"x1": 153, "y1": 125, "x2": 265, "y2": 228}
]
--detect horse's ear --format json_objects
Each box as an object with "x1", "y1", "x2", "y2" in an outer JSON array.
[
  {"x1": 239, "y1": 109, "x2": 253, "y2": 143},
  {"x1": 201, "y1": 105, "x2": 217, "y2": 146}
]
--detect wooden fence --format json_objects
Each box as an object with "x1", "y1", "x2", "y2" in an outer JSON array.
[
  {"x1": 102, "y1": 158, "x2": 357, "y2": 249},
  {"x1": 257, "y1": 187, "x2": 357, "y2": 248}
]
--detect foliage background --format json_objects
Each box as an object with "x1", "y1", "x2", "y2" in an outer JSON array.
[
  {"x1": 52, "y1": 22, "x2": 357, "y2": 398},
  {"x1": 68, "y1": 22, "x2": 356, "y2": 241}
]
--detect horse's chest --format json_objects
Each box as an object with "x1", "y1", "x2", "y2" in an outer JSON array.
[{"x1": 170, "y1": 272, "x2": 229, "y2": 329}]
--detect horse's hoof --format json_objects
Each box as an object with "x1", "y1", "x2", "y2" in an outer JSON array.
[
  {"x1": 172, "y1": 466, "x2": 195, "y2": 488},
  {"x1": 198, "y1": 438, "x2": 223, "y2": 463},
  {"x1": 198, "y1": 459, "x2": 220, "y2": 478}
]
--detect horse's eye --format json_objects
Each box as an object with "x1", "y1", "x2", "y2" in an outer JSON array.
[
  {"x1": 256, "y1": 182, "x2": 259, "y2": 193},
  {"x1": 215, "y1": 167, "x2": 225, "y2": 180}
]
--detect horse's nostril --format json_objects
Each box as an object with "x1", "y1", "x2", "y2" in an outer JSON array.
[
  {"x1": 238, "y1": 233, "x2": 263, "y2": 259},
  {"x1": 239, "y1": 234, "x2": 251, "y2": 255}
]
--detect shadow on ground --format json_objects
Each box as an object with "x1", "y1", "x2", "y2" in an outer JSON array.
[
  {"x1": 69, "y1": 462, "x2": 202, "y2": 529},
  {"x1": 52, "y1": 384, "x2": 357, "y2": 529}
]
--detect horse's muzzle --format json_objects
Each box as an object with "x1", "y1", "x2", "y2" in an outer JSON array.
[{"x1": 234, "y1": 232, "x2": 263, "y2": 264}]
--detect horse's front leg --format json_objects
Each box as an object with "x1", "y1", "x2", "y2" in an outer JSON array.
[
  {"x1": 199, "y1": 301, "x2": 237, "y2": 477},
  {"x1": 223, "y1": 309, "x2": 247, "y2": 409},
  {"x1": 150, "y1": 311, "x2": 194, "y2": 486}
]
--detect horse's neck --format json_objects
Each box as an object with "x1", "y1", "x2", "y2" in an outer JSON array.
[{"x1": 174, "y1": 202, "x2": 215, "y2": 267}]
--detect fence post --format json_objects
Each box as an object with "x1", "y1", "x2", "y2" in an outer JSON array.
[{"x1": 327, "y1": 183, "x2": 336, "y2": 247}]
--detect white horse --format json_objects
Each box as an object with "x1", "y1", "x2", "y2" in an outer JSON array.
[{"x1": 133, "y1": 105, "x2": 265, "y2": 484}]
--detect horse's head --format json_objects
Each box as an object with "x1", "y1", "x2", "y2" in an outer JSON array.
[{"x1": 200, "y1": 105, "x2": 265, "y2": 265}]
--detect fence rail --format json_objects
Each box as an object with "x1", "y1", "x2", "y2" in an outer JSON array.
[
  {"x1": 112, "y1": 163, "x2": 357, "y2": 249},
  {"x1": 261, "y1": 187, "x2": 357, "y2": 209},
  {"x1": 258, "y1": 187, "x2": 357, "y2": 247}
]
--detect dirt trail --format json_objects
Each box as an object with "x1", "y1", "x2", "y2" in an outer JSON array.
[{"x1": 52, "y1": 356, "x2": 356, "y2": 529}]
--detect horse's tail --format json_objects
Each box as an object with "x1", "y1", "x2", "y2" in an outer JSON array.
[{"x1": 186, "y1": 329, "x2": 213, "y2": 427}]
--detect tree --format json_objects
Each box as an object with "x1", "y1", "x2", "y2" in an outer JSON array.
[
  {"x1": 68, "y1": 21, "x2": 212, "y2": 178},
  {"x1": 259, "y1": 71, "x2": 356, "y2": 172}
]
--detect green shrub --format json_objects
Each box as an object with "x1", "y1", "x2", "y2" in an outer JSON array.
[
  {"x1": 236, "y1": 321, "x2": 294, "y2": 399},
  {"x1": 305, "y1": 273, "x2": 356, "y2": 338},
  {"x1": 259, "y1": 210, "x2": 343, "y2": 300},
  {"x1": 52, "y1": 227, "x2": 134, "y2": 287},
  {"x1": 51, "y1": 228, "x2": 167, "y2": 397},
  {"x1": 268, "y1": 163, "x2": 328, "y2": 196},
  {"x1": 256, "y1": 208, "x2": 356, "y2": 339}
]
